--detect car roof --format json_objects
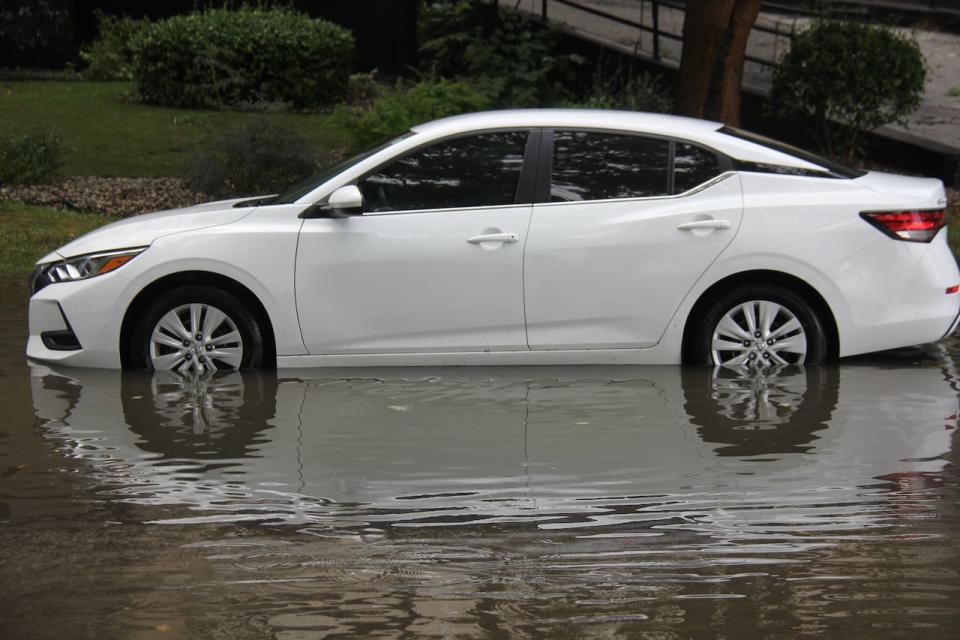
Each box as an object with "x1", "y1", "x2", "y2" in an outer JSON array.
[
  {"x1": 411, "y1": 109, "x2": 824, "y2": 171},
  {"x1": 412, "y1": 108, "x2": 722, "y2": 137}
]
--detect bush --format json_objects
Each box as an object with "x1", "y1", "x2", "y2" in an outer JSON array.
[
  {"x1": 420, "y1": 2, "x2": 583, "y2": 107},
  {"x1": 81, "y1": 12, "x2": 150, "y2": 81},
  {"x1": 339, "y1": 79, "x2": 492, "y2": 147},
  {"x1": 0, "y1": 129, "x2": 65, "y2": 186},
  {"x1": 183, "y1": 121, "x2": 320, "y2": 199},
  {"x1": 768, "y1": 20, "x2": 926, "y2": 162},
  {"x1": 569, "y1": 70, "x2": 672, "y2": 113},
  {"x1": 0, "y1": 0, "x2": 72, "y2": 68},
  {"x1": 134, "y1": 8, "x2": 355, "y2": 109}
]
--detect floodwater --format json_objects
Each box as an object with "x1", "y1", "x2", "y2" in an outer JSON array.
[{"x1": 2, "y1": 279, "x2": 960, "y2": 639}]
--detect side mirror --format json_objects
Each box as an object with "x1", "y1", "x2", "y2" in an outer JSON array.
[{"x1": 327, "y1": 185, "x2": 363, "y2": 218}]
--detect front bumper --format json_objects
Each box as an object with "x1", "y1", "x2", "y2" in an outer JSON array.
[{"x1": 27, "y1": 271, "x2": 130, "y2": 368}]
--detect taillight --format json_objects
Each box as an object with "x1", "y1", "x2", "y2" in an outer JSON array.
[{"x1": 860, "y1": 209, "x2": 946, "y2": 242}]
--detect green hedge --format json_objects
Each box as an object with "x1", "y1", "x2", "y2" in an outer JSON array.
[{"x1": 134, "y1": 9, "x2": 355, "y2": 109}]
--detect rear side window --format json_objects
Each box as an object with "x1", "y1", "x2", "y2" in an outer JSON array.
[
  {"x1": 360, "y1": 130, "x2": 528, "y2": 212},
  {"x1": 673, "y1": 143, "x2": 723, "y2": 193},
  {"x1": 551, "y1": 131, "x2": 669, "y2": 202}
]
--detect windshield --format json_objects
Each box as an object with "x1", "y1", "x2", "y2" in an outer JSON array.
[
  {"x1": 273, "y1": 132, "x2": 414, "y2": 204},
  {"x1": 719, "y1": 126, "x2": 866, "y2": 179}
]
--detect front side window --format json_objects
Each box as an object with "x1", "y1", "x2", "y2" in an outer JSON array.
[
  {"x1": 551, "y1": 131, "x2": 670, "y2": 202},
  {"x1": 359, "y1": 131, "x2": 529, "y2": 213}
]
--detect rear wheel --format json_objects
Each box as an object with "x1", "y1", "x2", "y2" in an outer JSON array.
[
  {"x1": 132, "y1": 286, "x2": 263, "y2": 372},
  {"x1": 690, "y1": 286, "x2": 827, "y2": 367}
]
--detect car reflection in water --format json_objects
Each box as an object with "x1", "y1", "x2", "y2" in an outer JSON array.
[{"x1": 30, "y1": 360, "x2": 958, "y2": 536}]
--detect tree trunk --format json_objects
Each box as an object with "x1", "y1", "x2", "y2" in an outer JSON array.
[{"x1": 676, "y1": 0, "x2": 763, "y2": 126}]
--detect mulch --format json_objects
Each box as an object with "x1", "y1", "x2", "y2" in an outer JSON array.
[{"x1": 0, "y1": 176, "x2": 207, "y2": 217}]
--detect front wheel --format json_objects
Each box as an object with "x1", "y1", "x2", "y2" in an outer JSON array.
[
  {"x1": 689, "y1": 286, "x2": 827, "y2": 367},
  {"x1": 132, "y1": 286, "x2": 263, "y2": 372}
]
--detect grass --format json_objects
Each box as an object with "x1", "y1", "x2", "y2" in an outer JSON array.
[
  {"x1": 0, "y1": 201, "x2": 113, "y2": 276},
  {"x1": 0, "y1": 81, "x2": 354, "y2": 178}
]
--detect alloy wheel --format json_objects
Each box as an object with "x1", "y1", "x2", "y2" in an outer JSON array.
[
  {"x1": 148, "y1": 303, "x2": 243, "y2": 373},
  {"x1": 710, "y1": 300, "x2": 807, "y2": 367}
]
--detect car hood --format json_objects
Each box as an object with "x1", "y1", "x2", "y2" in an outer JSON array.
[{"x1": 47, "y1": 197, "x2": 258, "y2": 261}]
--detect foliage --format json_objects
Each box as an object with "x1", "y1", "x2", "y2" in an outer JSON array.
[
  {"x1": 768, "y1": 20, "x2": 926, "y2": 162},
  {"x1": 0, "y1": 0, "x2": 72, "y2": 66},
  {"x1": 338, "y1": 79, "x2": 491, "y2": 147},
  {"x1": 0, "y1": 129, "x2": 65, "y2": 186},
  {"x1": 184, "y1": 121, "x2": 320, "y2": 198},
  {"x1": 0, "y1": 81, "x2": 353, "y2": 178},
  {"x1": 419, "y1": 1, "x2": 583, "y2": 107},
  {"x1": 81, "y1": 12, "x2": 150, "y2": 81},
  {"x1": 948, "y1": 86, "x2": 960, "y2": 98},
  {"x1": 567, "y1": 69, "x2": 673, "y2": 113},
  {"x1": 0, "y1": 201, "x2": 113, "y2": 276},
  {"x1": 134, "y1": 8, "x2": 355, "y2": 109}
]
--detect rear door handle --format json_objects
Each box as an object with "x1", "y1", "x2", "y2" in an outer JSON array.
[
  {"x1": 677, "y1": 219, "x2": 731, "y2": 231},
  {"x1": 466, "y1": 233, "x2": 519, "y2": 244}
]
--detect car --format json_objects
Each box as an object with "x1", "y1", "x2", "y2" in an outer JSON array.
[{"x1": 26, "y1": 109, "x2": 960, "y2": 371}]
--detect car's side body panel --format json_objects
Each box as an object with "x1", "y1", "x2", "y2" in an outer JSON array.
[
  {"x1": 523, "y1": 174, "x2": 744, "y2": 349},
  {"x1": 28, "y1": 205, "x2": 308, "y2": 368},
  {"x1": 295, "y1": 205, "x2": 532, "y2": 354}
]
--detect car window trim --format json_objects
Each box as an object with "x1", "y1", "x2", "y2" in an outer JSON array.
[
  {"x1": 349, "y1": 127, "x2": 539, "y2": 215},
  {"x1": 531, "y1": 171, "x2": 737, "y2": 208},
  {"x1": 536, "y1": 127, "x2": 734, "y2": 204}
]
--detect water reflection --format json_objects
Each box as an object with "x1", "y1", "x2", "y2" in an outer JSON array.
[
  {"x1": 23, "y1": 357, "x2": 960, "y2": 637},
  {"x1": 31, "y1": 363, "x2": 958, "y2": 535}
]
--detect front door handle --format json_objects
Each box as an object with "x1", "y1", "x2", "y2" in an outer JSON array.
[
  {"x1": 466, "y1": 233, "x2": 519, "y2": 244},
  {"x1": 677, "y1": 219, "x2": 731, "y2": 231}
]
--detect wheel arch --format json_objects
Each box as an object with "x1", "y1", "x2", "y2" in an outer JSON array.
[
  {"x1": 119, "y1": 270, "x2": 277, "y2": 369},
  {"x1": 680, "y1": 270, "x2": 840, "y2": 364}
]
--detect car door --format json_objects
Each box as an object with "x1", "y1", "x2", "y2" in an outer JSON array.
[
  {"x1": 295, "y1": 129, "x2": 534, "y2": 354},
  {"x1": 523, "y1": 130, "x2": 743, "y2": 350}
]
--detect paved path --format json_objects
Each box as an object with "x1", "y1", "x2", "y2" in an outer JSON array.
[{"x1": 507, "y1": 0, "x2": 960, "y2": 151}]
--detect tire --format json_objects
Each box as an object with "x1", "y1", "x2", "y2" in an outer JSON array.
[
  {"x1": 131, "y1": 285, "x2": 264, "y2": 372},
  {"x1": 688, "y1": 285, "x2": 828, "y2": 366}
]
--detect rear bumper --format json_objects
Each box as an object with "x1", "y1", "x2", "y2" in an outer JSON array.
[{"x1": 836, "y1": 232, "x2": 960, "y2": 357}]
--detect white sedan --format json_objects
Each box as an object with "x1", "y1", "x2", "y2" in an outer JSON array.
[{"x1": 26, "y1": 110, "x2": 960, "y2": 370}]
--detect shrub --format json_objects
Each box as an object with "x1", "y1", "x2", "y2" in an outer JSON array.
[
  {"x1": 768, "y1": 20, "x2": 926, "y2": 162},
  {"x1": 420, "y1": 2, "x2": 583, "y2": 107},
  {"x1": 569, "y1": 70, "x2": 672, "y2": 113},
  {"x1": 0, "y1": 129, "x2": 65, "y2": 186},
  {"x1": 81, "y1": 12, "x2": 150, "y2": 81},
  {"x1": 134, "y1": 8, "x2": 355, "y2": 109},
  {"x1": 183, "y1": 121, "x2": 319, "y2": 199},
  {"x1": 339, "y1": 79, "x2": 492, "y2": 147},
  {"x1": 0, "y1": 0, "x2": 72, "y2": 68}
]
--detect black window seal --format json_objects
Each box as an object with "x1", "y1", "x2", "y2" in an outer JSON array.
[
  {"x1": 514, "y1": 128, "x2": 542, "y2": 205},
  {"x1": 533, "y1": 128, "x2": 554, "y2": 203}
]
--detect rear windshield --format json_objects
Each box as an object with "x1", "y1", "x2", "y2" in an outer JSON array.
[{"x1": 719, "y1": 126, "x2": 866, "y2": 179}]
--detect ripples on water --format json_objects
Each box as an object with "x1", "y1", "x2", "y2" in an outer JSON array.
[{"x1": 3, "y1": 283, "x2": 960, "y2": 638}]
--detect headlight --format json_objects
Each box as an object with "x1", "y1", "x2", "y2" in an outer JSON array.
[{"x1": 31, "y1": 247, "x2": 147, "y2": 294}]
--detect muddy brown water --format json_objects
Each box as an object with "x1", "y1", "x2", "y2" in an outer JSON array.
[{"x1": 2, "y1": 278, "x2": 960, "y2": 639}]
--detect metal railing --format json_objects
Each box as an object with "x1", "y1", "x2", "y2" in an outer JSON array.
[{"x1": 533, "y1": 0, "x2": 796, "y2": 70}]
